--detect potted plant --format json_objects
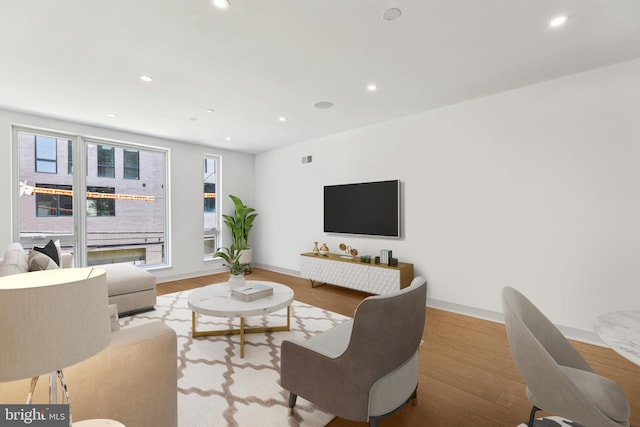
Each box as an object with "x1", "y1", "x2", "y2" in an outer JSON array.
[
  {"x1": 214, "y1": 195, "x2": 257, "y2": 285},
  {"x1": 213, "y1": 246, "x2": 250, "y2": 288},
  {"x1": 222, "y1": 195, "x2": 257, "y2": 266}
]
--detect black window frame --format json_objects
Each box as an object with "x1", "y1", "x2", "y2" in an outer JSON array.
[
  {"x1": 67, "y1": 141, "x2": 73, "y2": 175},
  {"x1": 35, "y1": 135, "x2": 57, "y2": 174},
  {"x1": 97, "y1": 145, "x2": 115, "y2": 178},
  {"x1": 204, "y1": 183, "x2": 216, "y2": 212},
  {"x1": 35, "y1": 183, "x2": 72, "y2": 217},
  {"x1": 123, "y1": 149, "x2": 140, "y2": 180},
  {"x1": 86, "y1": 186, "x2": 116, "y2": 217}
]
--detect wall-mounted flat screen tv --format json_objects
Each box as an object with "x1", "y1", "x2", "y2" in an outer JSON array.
[{"x1": 324, "y1": 179, "x2": 400, "y2": 238}]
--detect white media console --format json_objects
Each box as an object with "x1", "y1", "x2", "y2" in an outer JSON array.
[{"x1": 300, "y1": 252, "x2": 414, "y2": 295}]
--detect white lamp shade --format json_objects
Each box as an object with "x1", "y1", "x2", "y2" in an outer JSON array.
[{"x1": 0, "y1": 267, "x2": 111, "y2": 382}]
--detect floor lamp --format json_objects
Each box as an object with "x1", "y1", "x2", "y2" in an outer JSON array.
[{"x1": 0, "y1": 267, "x2": 111, "y2": 426}]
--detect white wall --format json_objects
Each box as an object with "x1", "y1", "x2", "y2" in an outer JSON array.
[
  {"x1": 254, "y1": 59, "x2": 640, "y2": 336},
  {"x1": 0, "y1": 109, "x2": 255, "y2": 282}
]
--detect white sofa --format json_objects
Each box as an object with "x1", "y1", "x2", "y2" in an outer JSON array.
[
  {"x1": 0, "y1": 321, "x2": 178, "y2": 426},
  {"x1": 0, "y1": 243, "x2": 176, "y2": 425},
  {"x1": 0, "y1": 242, "x2": 157, "y2": 316}
]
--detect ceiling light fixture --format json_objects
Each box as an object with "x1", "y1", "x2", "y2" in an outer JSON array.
[
  {"x1": 367, "y1": 84, "x2": 378, "y2": 92},
  {"x1": 212, "y1": 0, "x2": 230, "y2": 9},
  {"x1": 206, "y1": 109, "x2": 214, "y2": 113},
  {"x1": 313, "y1": 101, "x2": 334, "y2": 109},
  {"x1": 139, "y1": 75, "x2": 153, "y2": 82},
  {"x1": 382, "y1": 8, "x2": 401, "y2": 21},
  {"x1": 225, "y1": 137, "x2": 232, "y2": 141},
  {"x1": 107, "y1": 113, "x2": 118, "y2": 118},
  {"x1": 279, "y1": 116, "x2": 287, "y2": 122},
  {"x1": 549, "y1": 15, "x2": 568, "y2": 28}
]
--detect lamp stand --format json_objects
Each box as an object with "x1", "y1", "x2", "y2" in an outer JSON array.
[{"x1": 26, "y1": 370, "x2": 72, "y2": 426}]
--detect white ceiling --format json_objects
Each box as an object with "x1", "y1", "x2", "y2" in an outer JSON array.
[{"x1": 1, "y1": 0, "x2": 639, "y2": 154}]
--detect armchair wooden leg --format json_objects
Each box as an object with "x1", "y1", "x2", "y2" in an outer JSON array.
[
  {"x1": 527, "y1": 406, "x2": 539, "y2": 427},
  {"x1": 288, "y1": 393, "x2": 297, "y2": 416}
]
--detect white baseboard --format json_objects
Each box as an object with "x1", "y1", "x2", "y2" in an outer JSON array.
[
  {"x1": 427, "y1": 298, "x2": 505, "y2": 324},
  {"x1": 251, "y1": 263, "x2": 300, "y2": 278},
  {"x1": 156, "y1": 265, "x2": 228, "y2": 284},
  {"x1": 155, "y1": 263, "x2": 298, "y2": 284},
  {"x1": 426, "y1": 298, "x2": 605, "y2": 347}
]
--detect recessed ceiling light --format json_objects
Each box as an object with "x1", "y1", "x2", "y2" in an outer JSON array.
[
  {"x1": 367, "y1": 84, "x2": 378, "y2": 92},
  {"x1": 549, "y1": 15, "x2": 568, "y2": 28},
  {"x1": 206, "y1": 109, "x2": 214, "y2": 113},
  {"x1": 225, "y1": 137, "x2": 232, "y2": 141},
  {"x1": 313, "y1": 101, "x2": 334, "y2": 109},
  {"x1": 212, "y1": 0, "x2": 230, "y2": 9},
  {"x1": 139, "y1": 75, "x2": 153, "y2": 82},
  {"x1": 382, "y1": 8, "x2": 401, "y2": 21},
  {"x1": 279, "y1": 116, "x2": 287, "y2": 122},
  {"x1": 107, "y1": 113, "x2": 118, "y2": 118}
]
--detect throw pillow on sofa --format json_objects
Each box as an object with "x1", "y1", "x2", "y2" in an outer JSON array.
[
  {"x1": 32, "y1": 239, "x2": 60, "y2": 266},
  {"x1": 28, "y1": 250, "x2": 60, "y2": 271},
  {"x1": 0, "y1": 241, "x2": 65, "y2": 276},
  {"x1": 0, "y1": 243, "x2": 29, "y2": 277}
]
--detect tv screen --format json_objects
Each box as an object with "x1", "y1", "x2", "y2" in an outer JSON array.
[{"x1": 324, "y1": 180, "x2": 400, "y2": 238}]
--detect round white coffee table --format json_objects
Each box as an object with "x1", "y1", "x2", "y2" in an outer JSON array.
[{"x1": 188, "y1": 281, "x2": 294, "y2": 357}]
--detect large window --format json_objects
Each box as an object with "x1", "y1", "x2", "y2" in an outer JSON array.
[
  {"x1": 97, "y1": 145, "x2": 115, "y2": 178},
  {"x1": 17, "y1": 131, "x2": 74, "y2": 242},
  {"x1": 204, "y1": 156, "x2": 220, "y2": 259},
  {"x1": 35, "y1": 135, "x2": 57, "y2": 173},
  {"x1": 85, "y1": 141, "x2": 167, "y2": 266},
  {"x1": 14, "y1": 128, "x2": 169, "y2": 268}
]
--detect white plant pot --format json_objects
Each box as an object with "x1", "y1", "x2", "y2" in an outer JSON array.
[
  {"x1": 239, "y1": 248, "x2": 252, "y2": 264},
  {"x1": 228, "y1": 273, "x2": 246, "y2": 289}
]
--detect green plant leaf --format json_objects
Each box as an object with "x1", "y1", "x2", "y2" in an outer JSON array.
[{"x1": 222, "y1": 195, "x2": 257, "y2": 250}]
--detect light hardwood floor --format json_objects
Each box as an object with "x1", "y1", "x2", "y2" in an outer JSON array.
[{"x1": 158, "y1": 268, "x2": 640, "y2": 427}]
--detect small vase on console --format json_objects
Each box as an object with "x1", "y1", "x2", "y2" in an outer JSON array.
[
  {"x1": 312, "y1": 242, "x2": 320, "y2": 255},
  {"x1": 319, "y1": 243, "x2": 329, "y2": 255}
]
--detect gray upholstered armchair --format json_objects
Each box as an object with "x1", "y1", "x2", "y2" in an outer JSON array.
[
  {"x1": 280, "y1": 276, "x2": 427, "y2": 427},
  {"x1": 502, "y1": 286, "x2": 630, "y2": 427}
]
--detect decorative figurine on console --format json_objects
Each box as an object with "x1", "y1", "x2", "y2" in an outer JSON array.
[{"x1": 339, "y1": 243, "x2": 358, "y2": 259}]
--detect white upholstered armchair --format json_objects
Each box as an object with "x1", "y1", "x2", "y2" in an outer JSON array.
[{"x1": 280, "y1": 276, "x2": 427, "y2": 427}]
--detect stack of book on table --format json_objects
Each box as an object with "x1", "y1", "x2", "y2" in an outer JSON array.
[{"x1": 231, "y1": 283, "x2": 274, "y2": 302}]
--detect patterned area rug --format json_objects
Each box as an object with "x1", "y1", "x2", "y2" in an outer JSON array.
[
  {"x1": 517, "y1": 416, "x2": 585, "y2": 427},
  {"x1": 121, "y1": 290, "x2": 350, "y2": 427}
]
